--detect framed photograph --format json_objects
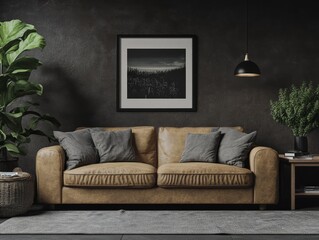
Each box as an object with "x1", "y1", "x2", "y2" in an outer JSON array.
[{"x1": 117, "y1": 35, "x2": 197, "y2": 112}]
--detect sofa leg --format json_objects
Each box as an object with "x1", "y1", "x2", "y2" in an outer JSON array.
[{"x1": 259, "y1": 204, "x2": 267, "y2": 210}]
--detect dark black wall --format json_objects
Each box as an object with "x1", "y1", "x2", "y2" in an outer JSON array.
[{"x1": 2, "y1": 0, "x2": 319, "y2": 173}]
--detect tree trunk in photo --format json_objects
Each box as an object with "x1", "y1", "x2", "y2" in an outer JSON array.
[
  {"x1": 0, "y1": 148, "x2": 19, "y2": 172},
  {"x1": 294, "y1": 136, "x2": 308, "y2": 153}
]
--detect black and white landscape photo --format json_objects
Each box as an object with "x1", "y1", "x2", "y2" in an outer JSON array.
[{"x1": 127, "y1": 49, "x2": 186, "y2": 99}]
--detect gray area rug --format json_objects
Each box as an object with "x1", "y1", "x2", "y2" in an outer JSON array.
[{"x1": 0, "y1": 210, "x2": 318, "y2": 234}]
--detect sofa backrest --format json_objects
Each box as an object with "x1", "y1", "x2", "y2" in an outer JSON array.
[
  {"x1": 79, "y1": 126, "x2": 157, "y2": 167},
  {"x1": 157, "y1": 127, "x2": 243, "y2": 166}
]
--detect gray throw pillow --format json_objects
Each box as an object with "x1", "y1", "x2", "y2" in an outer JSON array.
[
  {"x1": 90, "y1": 129, "x2": 136, "y2": 163},
  {"x1": 213, "y1": 127, "x2": 257, "y2": 168},
  {"x1": 54, "y1": 129, "x2": 99, "y2": 170},
  {"x1": 180, "y1": 131, "x2": 222, "y2": 163}
]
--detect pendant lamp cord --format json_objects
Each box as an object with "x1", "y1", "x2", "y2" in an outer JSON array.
[{"x1": 246, "y1": 0, "x2": 248, "y2": 54}]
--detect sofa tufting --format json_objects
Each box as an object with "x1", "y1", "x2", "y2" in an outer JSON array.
[{"x1": 36, "y1": 126, "x2": 279, "y2": 207}]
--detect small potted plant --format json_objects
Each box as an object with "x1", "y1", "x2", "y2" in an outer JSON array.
[
  {"x1": 270, "y1": 82, "x2": 319, "y2": 153},
  {"x1": 0, "y1": 19, "x2": 60, "y2": 171}
]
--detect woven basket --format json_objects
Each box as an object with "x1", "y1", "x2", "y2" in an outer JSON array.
[{"x1": 0, "y1": 172, "x2": 34, "y2": 217}]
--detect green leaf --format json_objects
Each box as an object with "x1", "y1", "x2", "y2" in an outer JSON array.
[
  {"x1": 0, "y1": 129, "x2": 6, "y2": 141},
  {"x1": 10, "y1": 105, "x2": 30, "y2": 114},
  {"x1": 9, "y1": 102, "x2": 39, "y2": 114},
  {"x1": 0, "y1": 111, "x2": 23, "y2": 131},
  {"x1": 23, "y1": 129, "x2": 55, "y2": 142},
  {"x1": 270, "y1": 81, "x2": 319, "y2": 136},
  {"x1": 3, "y1": 111, "x2": 23, "y2": 119},
  {"x1": 4, "y1": 42, "x2": 19, "y2": 54},
  {"x1": 29, "y1": 114, "x2": 61, "y2": 129},
  {"x1": 0, "y1": 143, "x2": 20, "y2": 154},
  {"x1": 10, "y1": 132, "x2": 29, "y2": 143},
  {"x1": 10, "y1": 132, "x2": 18, "y2": 138},
  {"x1": 0, "y1": 75, "x2": 10, "y2": 107},
  {"x1": 25, "y1": 110, "x2": 41, "y2": 116},
  {"x1": 6, "y1": 80, "x2": 43, "y2": 104},
  {"x1": 3, "y1": 80, "x2": 43, "y2": 107},
  {"x1": 6, "y1": 32, "x2": 46, "y2": 64},
  {"x1": 38, "y1": 114, "x2": 61, "y2": 127},
  {"x1": 1, "y1": 41, "x2": 19, "y2": 66},
  {"x1": 0, "y1": 19, "x2": 35, "y2": 47},
  {"x1": 11, "y1": 69, "x2": 32, "y2": 74},
  {"x1": 0, "y1": 111, "x2": 23, "y2": 124},
  {"x1": 8, "y1": 70, "x2": 31, "y2": 81},
  {"x1": 6, "y1": 57, "x2": 42, "y2": 74}
]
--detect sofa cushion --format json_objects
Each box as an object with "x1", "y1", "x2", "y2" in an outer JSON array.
[
  {"x1": 158, "y1": 127, "x2": 243, "y2": 166},
  {"x1": 180, "y1": 131, "x2": 222, "y2": 163},
  {"x1": 64, "y1": 162, "x2": 156, "y2": 188},
  {"x1": 213, "y1": 127, "x2": 257, "y2": 168},
  {"x1": 53, "y1": 129, "x2": 99, "y2": 170},
  {"x1": 90, "y1": 129, "x2": 136, "y2": 163},
  {"x1": 78, "y1": 126, "x2": 157, "y2": 167},
  {"x1": 157, "y1": 163, "x2": 254, "y2": 188}
]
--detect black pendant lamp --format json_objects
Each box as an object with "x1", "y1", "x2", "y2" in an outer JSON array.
[{"x1": 234, "y1": 0, "x2": 260, "y2": 77}]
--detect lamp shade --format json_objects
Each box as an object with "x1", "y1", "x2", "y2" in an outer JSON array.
[{"x1": 234, "y1": 53, "x2": 260, "y2": 77}]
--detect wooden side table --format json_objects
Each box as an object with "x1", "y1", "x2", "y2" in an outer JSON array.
[{"x1": 279, "y1": 155, "x2": 319, "y2": 210}]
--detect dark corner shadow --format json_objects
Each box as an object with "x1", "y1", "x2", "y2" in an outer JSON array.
[
  {"x1": 40, "y1": 65, "x2": 97, "y2": 127},
  {"x1": 12, "y1": 205, "x2": 49, "y2": 217},
  {"x1": 44, "y1": 204, "x2": 273, "y2": 211}
]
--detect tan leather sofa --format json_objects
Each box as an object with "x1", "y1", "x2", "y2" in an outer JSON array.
[{"x1": 36, "y1": 126, "x2": 279, "y2": 207}]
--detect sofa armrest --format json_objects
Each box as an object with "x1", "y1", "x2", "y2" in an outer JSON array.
[
  {"x1": 249, "y1": 146, "x2": 279, "y2": 204},
  {"x1": 36, "y1": 145, "x2": 65, "y2": 204}
]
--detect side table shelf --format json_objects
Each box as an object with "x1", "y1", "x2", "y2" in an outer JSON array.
[
  {"x1": 295, "y1": 193, "x2": 319, "y2": 196},
  {"x1": 279, "y1": 155, "x2": 319, "y2": 210}
]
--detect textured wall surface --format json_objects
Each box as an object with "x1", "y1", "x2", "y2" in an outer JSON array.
[{"x1": 2, "y1": 0, "x2": 319, "y2": 174}]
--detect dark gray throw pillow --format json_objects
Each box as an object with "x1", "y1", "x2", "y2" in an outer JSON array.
[
  {"x1": 54, "y1": 129, "x2": 99, "y2": 170},
  {"x1": 213, "y1": 127, "x2": 257, "y2": 168},
  {"x1": 90, "y1": 129, "x2": 136, "y2": 163},
  {"x1": 180, "y1": 131, "x2": 222, "y2": 163}
]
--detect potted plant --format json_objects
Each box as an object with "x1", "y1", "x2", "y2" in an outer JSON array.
[
  {"x1": 0, "y1": 19, "x2": 60, "y2": 171},
  {"x1": 270, "y1": 82, "x2": 319, "y2": 153}
]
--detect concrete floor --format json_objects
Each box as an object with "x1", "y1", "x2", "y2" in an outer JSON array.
[
  {"x1": 0, "y1": 235, "x2": 319, "y2": 240},
  {"x1": 1, "y1": 206, "x2": 319, "y2": 239}
]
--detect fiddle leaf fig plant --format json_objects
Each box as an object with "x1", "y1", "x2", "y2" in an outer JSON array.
[
  {"x1": 0, "y1": 19, "x2": 60, "y2": 157},
  {"x1": 270, "y1": 82, "x2": 319, "y2": 136}
]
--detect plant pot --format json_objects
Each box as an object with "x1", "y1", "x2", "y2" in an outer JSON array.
[
  {"x1": 294, "y1": 136, "x2": 308, "y2": 153},
  {"x1": 0, "y1": 149, "x2": 19, "y2": 172}
]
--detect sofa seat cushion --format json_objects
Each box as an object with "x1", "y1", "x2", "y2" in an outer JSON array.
[
  {"x1": 157, "y1": 163, "x2": 254, "y2": 188},
  {"x1": 64, "y1": 162, "x2": 156, "y2": 188}
]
